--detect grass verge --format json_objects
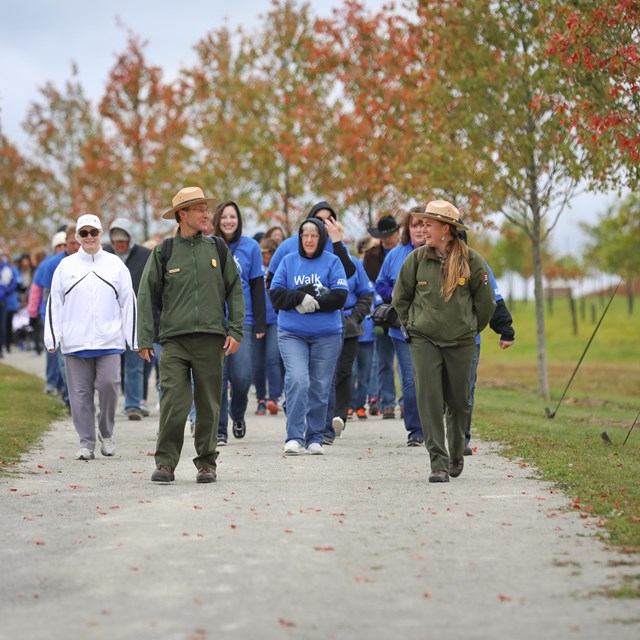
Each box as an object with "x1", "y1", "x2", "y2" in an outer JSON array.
[{"x1": 0, "y1": 362, "x2": 66, "y2": 475}]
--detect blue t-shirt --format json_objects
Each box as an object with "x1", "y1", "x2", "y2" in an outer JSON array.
[
  {"x1": 375, "y1": 242, "x2": 419, "y2": 341},
  {"x1": 228, "y1": 236, "x2": 264, "y2": 327},
  {"x1": 269, "y1": 234, "x2": 346, "y2": 280},
  {"x1": 344, "y1": 257, "x2": 374, "y2": 317},
  {"x1": 69, "y1": 349, "x2": 124, "y2": 358},
  {"x1": 262, "y1": 264, "x2": 278, "y2": 325},
  {"x1": 271, "y1": 250, "x2": 348, "y2": 337},
  {"x1": 33, "y1": 251, "x2": 68, "y2": 320},
  {"x1": 476, "y1": 262, "x2": 501, "y2": 345}
]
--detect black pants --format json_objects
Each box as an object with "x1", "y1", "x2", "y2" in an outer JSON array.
[{"x1": 334, "y1": 336, "x2": 359, "y2": 422}]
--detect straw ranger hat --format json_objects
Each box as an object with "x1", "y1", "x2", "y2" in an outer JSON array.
[
  {"x1": 162, "y1": 187, "x2": 220, "y2": 220},
  {"x1": 410, "y1": 200, "x2": 469, "y2": 231}
]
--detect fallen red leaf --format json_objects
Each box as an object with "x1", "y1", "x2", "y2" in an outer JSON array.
[
  {"x1": 278, "y1": 618, "x2": 296, "y2": 627},
  {"x1": 34, "y1": 541, "x2": 45, "y2": 545},
  {"x1": 230, "y1": 524, "x2": 237, "y2": 529},
  {"x1": 284, "y1": 529, "x2": 293, "y2": 533},
  {"x1": 314, "y1": 546, "x2": 335, "y2": 551},
  {"x1": 423, "y1": 592, "x2": 431, "y2": 598},
  {"x1": 194, "y1": 505, "x2": 202, "y2": 510},
  {"x1": 498, "y1": 594, "x2": 511, "y2": 602}
]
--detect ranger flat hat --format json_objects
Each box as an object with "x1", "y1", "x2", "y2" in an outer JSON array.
[
  {"x1": 410, "y1": 200, "x2": 469, "y2": 231},
  {"x1": 368, "y1": 215, "x2": 400, "y2": 238},
  {"x1": 162, "y1": 187, "x2": 220, "y2": 220}
]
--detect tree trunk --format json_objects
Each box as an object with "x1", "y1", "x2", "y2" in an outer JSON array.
[{"x1": 627, "y1": 279, "x2": 634, "y2": 315}]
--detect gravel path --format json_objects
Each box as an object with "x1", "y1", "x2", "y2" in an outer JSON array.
[{"x1": 1, "y1": 349, "x2": 638, "y2": 640}]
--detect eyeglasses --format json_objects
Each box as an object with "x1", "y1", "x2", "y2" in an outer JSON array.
[
  {"x1": 185, "y1": 205, "x2": 209, "y2": 213},
  {"x1": 78, "y1": 228, "x2": 101, "y2": 238}
]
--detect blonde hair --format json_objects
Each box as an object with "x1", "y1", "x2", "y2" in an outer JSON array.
[{"x1": 441, "y1": 235, "x2": 470, "y2": 301}]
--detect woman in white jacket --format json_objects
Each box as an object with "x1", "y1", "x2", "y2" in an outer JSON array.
[{"x1": 45, "y1": 214, "x2": 137, "y2": 460}]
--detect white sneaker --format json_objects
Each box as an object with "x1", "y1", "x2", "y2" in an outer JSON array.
[
  {"x1": 306, "y1": 443, "x2": 325, "y2": 455},
  {"x1": 76, "y1": 448, "x2": 95, "y2": 460},
  {"x1": 98, "y1": 435, "x2": 115, "y2": 456},
  {"x1": 284, "y1": 440, "x2": 305, "y2": 455},
  {"x1": 332, "y1": 416, "x2": 345, "y2": 438}
]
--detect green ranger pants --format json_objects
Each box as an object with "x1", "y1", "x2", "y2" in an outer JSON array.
[
  {"x1": 155, "y1": 333, "x2": 225, "y2": 470},
  {"x1": 410, "y1": 334, "x2": 475, "y2": 472}
]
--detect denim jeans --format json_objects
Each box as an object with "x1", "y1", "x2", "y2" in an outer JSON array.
[
  {"x1": 278, "y1": 330, "x2": 342, "y2": 446},
  {"x1": 123, "y1": 346, "x2": 144, "y2": 412},
  {"x1": 351, "y1": 341, "x2": 374, "y2": 410},
  {"x1": 56, "y1": 347, "x2": 69, "y2": 404},
  {"x1": 391, "y1": 337, "x2": 422, "y2": 442},
  {"x1": 376, "y1": 334, "x2": 397, "y2": 409},
  {"x1": 465, "y1": 342, "x2": 481, "y2": 445},
  {"x1": 252, "y1": 323, "x2": 283, "y2": 401},
  {"x1": 218, "y1": 328, "x2": 255, "y2": 438},
  {"x1": 45, "y1": 349, "x2": 62, "y2": 392}
]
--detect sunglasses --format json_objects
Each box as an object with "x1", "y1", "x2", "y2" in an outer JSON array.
[{"x1": 78, "y1": 228, "x2": 100, "y2": 238}]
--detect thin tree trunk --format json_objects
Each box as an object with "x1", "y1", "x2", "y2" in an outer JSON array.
[{"x1": 531, "y1": 212, "x2": 550, "y2": 400}]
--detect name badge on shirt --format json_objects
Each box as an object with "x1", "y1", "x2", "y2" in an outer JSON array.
[
  {"x1": 212, "y1": 259, "x2": 217, "y2": 268},
  {"x1": 418, "y1": 281, "x2": 428, "y2": 286},
  {"x1": 168, "y1": 268, "x2": 180, "y2": 274}
]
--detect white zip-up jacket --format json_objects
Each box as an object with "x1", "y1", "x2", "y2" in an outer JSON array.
[{"x1": 44, "y1": 247, "x2": 137, "y2": 354}]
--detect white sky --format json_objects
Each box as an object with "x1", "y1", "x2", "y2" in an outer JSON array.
[{"x1": 0, "y1": 0, "x2": 624, "y2": 257}]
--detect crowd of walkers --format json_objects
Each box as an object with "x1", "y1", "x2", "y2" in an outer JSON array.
[{"x1": 1, "y1": 186, "x2": 514, "y2": 485}]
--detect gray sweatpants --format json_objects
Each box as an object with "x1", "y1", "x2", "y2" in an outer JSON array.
[{"x1": 64, "y1": 354, "x2": 121, "y2": 450}]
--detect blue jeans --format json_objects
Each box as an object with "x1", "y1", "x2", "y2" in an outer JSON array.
[
  {"x1": 391, "y1": 337, "x2": 422, "y2": 442},
  {"x1": 466, "y1": 342, "x2": 481, "y2": 445},
  {"x1": 123, "y1": 346, "x2": 144, "y2": 412},
  {"x1": 218, "y1": 328, "x2": 255, "y2": 438},
  {"x1": 278, "y1": 330, "x2": 342, "y2": 446},
  {"x1": 351, "y1": 341, "x2": 374, "y2": 410},
  {"x1": 252, "y1": 323, "x2": 283, "y2": 401},
  {"x1": 376, "y1": 334, "x2": 396, "y2": 409}
]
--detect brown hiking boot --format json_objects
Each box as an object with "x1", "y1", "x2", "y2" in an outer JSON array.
[
  {"x1": 151, "y1": 465, "x2": 175, "y2": 483},
  {"x1": 196, "y1": 466, "x2": 217, "y2": 483},
  {"x1": 382, "y1": 406, "x2": 395, "y2": 420},
  {"x1": 449, "y1": 459, "x2": 464, "y2": 478},
  {"x1": 429, "y1": 469, "x2": 450, "y2": 483}
]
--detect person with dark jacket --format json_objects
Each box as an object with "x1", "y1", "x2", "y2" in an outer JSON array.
[
  {"x1": 393, "y1": 200, "x2": 495, "y2": 483},
  {"x1": 137, "y1": 187, "x2": 245, "y2": 484},
  {"x1": 212, "y1": 200, "x2": 266, "y2": 445},
  {"x1": 106, "y1": 218, "x2": 151, "y2": 420},
  {"x1": 269, "y1": 218, "x2": 348, "y2": 455}
]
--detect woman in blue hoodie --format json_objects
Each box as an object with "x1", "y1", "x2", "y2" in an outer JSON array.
[
  {"x1": 213, "y1": 201, "x2": 266, "y2": 445},
  {"x1": 269, "y1": 218, "x2": 348, "y2": 455}
]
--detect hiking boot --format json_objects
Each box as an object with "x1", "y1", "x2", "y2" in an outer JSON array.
[
  {"x1": 266, "y1": 399, "x2": 279, "y2": 415},
  {"x1": 98, "y1": 434, "x2": 115, "y2": 456},
  {"x1": 75, "y1": 448, "x2": 95, "y2": 461},
  {"x1": 127, "y1": 408, "x2": 143, "y2": 421},
  {"x1": 232, "y1": 420, "x2": 246, "y2": 439},
  {"x1": 306, "y1": 443, "x2": 325, "y2": 455},
  {"x1": 196, "y1": 466, "x2": 217, "y2": 483},
  {"x1": 464, "y1": 445, "x2": 473, "y2": 456},
  {"x1": 368, "y1": 398, "x2": 380, "y2": 416},
  {"x1": 256, "y1": 400, "x2": 266, "y2": 416},
  {"x1": 284, "y1": 440, "x2": 305, "y2": 455},
  {"x1": 332, "y1": 416, "x2": 345, "y2": 438},
  {"x1": 382, "y1": 406, "x2": 395, "y2": 420},
  {"x1": 449, "y1": 459, "x2": 464, "y2": 478},
  {"x1": 151, "y1": 465, "x2": 175, "y2": 483},
  {"x1": 429, "y1": 470, "x2": 450, "y2": 483},
  {"x1": 356, "y1": 407, "x2": 367, "y2": 420}
]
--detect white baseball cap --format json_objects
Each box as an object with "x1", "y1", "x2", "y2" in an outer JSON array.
[{"x1": 76, "y1": 214, "x2": 103, "y2": 231}]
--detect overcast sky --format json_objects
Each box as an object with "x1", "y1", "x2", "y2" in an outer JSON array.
[{"x1": 0, "y1": 0, "x2": 624, "y2": 258}]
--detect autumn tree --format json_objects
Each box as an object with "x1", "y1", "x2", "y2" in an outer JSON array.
[
  {"x1": 546, "y1": 0, "x2": 640, "y2": 188},
  {"x1": 23, "y1": 63, "x2": 99, "y2": 223},
  {"x1": 413, "y1": 0, "x2": 587, "y2": 399},
  {"x1": 0, "y1": 134, "x2": 55, "y2": 253},
  {"x1": 99, "y1": 30, "x2": 189, "y2": 237},
  {"x1": 581, "y1": 193, "x2": 640, "y2": 314}
]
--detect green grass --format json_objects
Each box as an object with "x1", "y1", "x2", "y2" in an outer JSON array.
[
  {"x1": 475, "y1": 295, "x2": 640, "y2": 555},
  {"x1": 0, "y1": 362, "x2": 66, "y2": 474}
]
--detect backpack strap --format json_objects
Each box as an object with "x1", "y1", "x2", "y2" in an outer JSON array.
[{"x1": 212, "y1": 235, "x2": 228, "y2": 273}]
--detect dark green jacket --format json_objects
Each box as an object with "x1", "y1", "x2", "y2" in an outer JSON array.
[
  {"x1": 392, "y1": 245, "x2": 495, "y2": 347},
  {"x1": 137, "y1": 231, "x2": 245, "y2": 348}
]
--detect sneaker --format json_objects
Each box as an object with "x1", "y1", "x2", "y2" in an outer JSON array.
[
  {"x1": 356, "y1": 407, "x2": 367, "y2": 420},
  {"x1": 98, "y1": 434, "x2": 115, "y2": 456},
  {"x1": 368, "y1": 398, "x2": 379, "y2": 416},
  {"x1": 407, "y1": 438, "x2": 424, "y2": 447},
  {"x1": 217, "y1": 437, "x2": 227, "y2": 447},
  {"x1": 139, "y1": 401, "x2": 150, "y2": 417},
  {"x1": 332, "y1": 416, "x2": 345, "y2": 438},
  {"x1": 266, "y1": 399, "x2": 279, "y2": 415},
  {"x1": 382, "y1": 406, "x2": 395, "y2": 420},
  {"x1": 284, "y1": 440, "x2": 305, "y2": 455},
  {"x1": 323, "y1": 436, "x2": 334, "y2": 445},
  {"x1": 464, "y1": 445, "x2": 473, "y2": 456},
  {"x1": 196, "y1": 466, "x2": 217, "y2": 483},
  {"x1": 75, "y1": 448, "x2": 95, "y2": 460},
  {"x1": 347, "y1": 408, "x2": 354, "y2": 420},
  {"x1": 151, "y1": 465, "x2": 175, "y2": 483},
  {"x1": 306, "y1": 443, "x2": 325, "y2": 455},
  {"x1": 429, "y1": 469, "x2": 450, "y2": 483},
  {"x1": 127, "y1": 408, "x2": 143, "y2": 421},
  {"x1": 256, "y1": 400, "x2": 266, "y2": 416},
  {"x1": 232, "y1": 420, "x2": 246, "y2": 439}
]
